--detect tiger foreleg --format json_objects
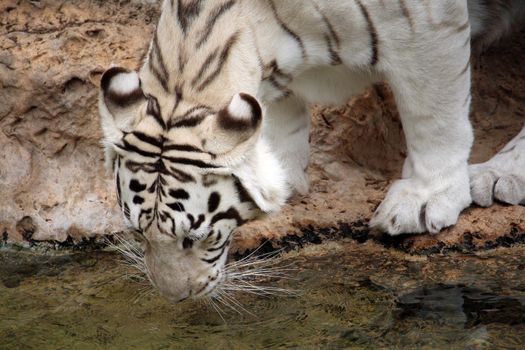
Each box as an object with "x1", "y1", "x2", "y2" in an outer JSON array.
[
  {"x1": 263, "y1": 94, "x2": 310, "y2": 195},
  {"x1": 370, "y1": 31, "x2": 474, "y2": 235}
]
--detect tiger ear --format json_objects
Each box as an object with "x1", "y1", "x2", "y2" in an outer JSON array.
[
  {"x1": 203, "y1": 93, "x2": 263, "y2": 154},
  {"x1": 98, "y1": 66, "x2": 146, "y2": 144}
]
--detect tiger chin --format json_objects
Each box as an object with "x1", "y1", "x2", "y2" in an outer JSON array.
[{"x1": 99, "y1": 0, "x2": 525, "y2": 302}]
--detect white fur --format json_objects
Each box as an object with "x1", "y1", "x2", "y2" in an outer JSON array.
[
  {"x1": 98, "y1": 0, "x2": 525, "y2": 302},
  {"x1": 102, "y1": 0, "x2": 522, "y2": 243},
  {"x1": 248, "y1": 0, "x2": 474, "y2": 234},
  {"x1": 227, "y1": 93, "x2": 252, "y2": 119},
  {"x1": 110, "y1": 71, "x2": 141, "y2": 95},
  {"x1": 233, "y1": 138, "x2": 290, "y2": 213}
]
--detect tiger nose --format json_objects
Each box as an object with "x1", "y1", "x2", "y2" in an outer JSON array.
[
  {"x1": 184, "y1": 214, "x2": 209, "y2": 240},
  {"x1": 187, "y1": 213, "x2": 205, "y2": 230}
]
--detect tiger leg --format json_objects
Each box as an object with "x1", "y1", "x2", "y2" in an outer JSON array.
[
  {"x1": 370, "y1": 25, "x2": 473, "y2": 235},
  {"x1": 264, "y1": 94, "x2": 310, "y2": 194},
  {"x1": 370, "y1": 84, "x2": 473, "y2": 235},
  {"x1": 470, "y1": 125, "x2": 525, "y2": 206}
]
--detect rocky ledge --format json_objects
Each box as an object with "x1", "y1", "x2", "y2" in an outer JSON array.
[{"x1": 1, "y1": 0, "x2": 524, "y2": 254}]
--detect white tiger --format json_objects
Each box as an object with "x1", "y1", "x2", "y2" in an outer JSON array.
[{"x1": 99, "y1": 0, "x2": 525, "y2": 302}]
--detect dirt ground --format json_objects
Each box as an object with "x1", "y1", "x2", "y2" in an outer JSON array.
[{"x1": 1, "y1": 0, "x2": 524, "y2": 254}]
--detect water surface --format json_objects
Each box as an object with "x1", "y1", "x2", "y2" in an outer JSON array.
[{"x1": 1, "y1": 241, "x2": 524, "y2": 349}]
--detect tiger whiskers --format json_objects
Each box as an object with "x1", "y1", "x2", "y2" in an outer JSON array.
[
  {"x1": 106, "y1": 234, "x2": 297, "y2": 317},
  {"x1": 208, "y1": 247, "x2": 298, "y2": 316},
  {"x1": 223, "y1": 248, "x2": 297, "y2": 296},
  {"x1": 104, "y1": 234, "x2": 152, "y2": 285}
]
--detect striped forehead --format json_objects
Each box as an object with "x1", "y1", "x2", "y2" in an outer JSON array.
[{"x1": 139, "y1": 0, "x2": 242, "y2": 106}]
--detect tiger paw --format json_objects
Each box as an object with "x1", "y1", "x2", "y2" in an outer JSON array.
[
  {"x1": 469, "y1": 134, "x2": 525, "y2": 207},
  {"x1": 370, "y1": 175, "x2": 471, "y2": 235},
  {"x1": 470, "y1": 167, "x2": 525, "y2": 207}
]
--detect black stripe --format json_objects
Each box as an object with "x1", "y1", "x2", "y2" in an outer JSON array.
[
  {"x1": 131, "y1": 131, "x2": 163, "y2": 148},
  {"x1": 398, "y1": 0, "x2": 414, "y2": 32},
  {"x1": 129, "y1": 179, "x2": 147, "y2": 192},
  {"x1": 196, "y1": 32, "x2": 239, "y2": 92},
  {"x1": 169, "y1": 115, "x2": 207, "y2": 129},
  {"x1": 190, "y1": 214, "x2": 205, "y2": 230},
  {"x1": 138, "y1": 208, "x2": 153, "y2": 231},
  {"x1": 233, "y1": 176, "x2": 255, "y2": 204},
  {"x1": 164, "y1": 144, "x2": 205, "y2": 153},
  {"x1": 208, "y1": 192, "x2": 221, "y2": 213},
  {"x1": 167, "y1": 202, "x2": 186, "y2": 212},
  {"x1": 104, "y1": 87, "x2": 145, "y2": 108},
  {"x1": 265, "y1": 76, "x2": 292, "y2": 99},
  {"x1": 196, "y1": 0, "x2": 237, "y2": 49},
  {"x1": 178, "y1": 105, "x2": 214, "y2": 119},
  {"x1": 356, "y1": 0, "x2": 379, "y2": 66},
  {"x1": 315, "y1": 6, "x2": 340, "y2": 48},
  {"x1": 207, "y1": 237, "x2": 230, "y2": 252},
  {"x1": 124, "y1": 203, "x2": 131, "y2": 221},
  {"x1": 194, "y1": 281, "x2": 210, "y2": 295},
  {"x1": 155, "y1": 220, "x2": 172, "y2": 237},
  {"x1": 170, "y1": 85, "x2": 183, "y2": 117},
  {"x1": 183, "y1": 237, "x2": 194, "y2": 249},
  {"x1": 150, "y1": 32, "x2": 170, "y2": 92},
  {"x1": 133, "y1": 195, "x2": 145, "y2": 205},
  {"x1": 116, "y1": 166, "x2": 122, "y2": 208},
  {"x1": 265, "y1": 60, "x2": 292, "y2": 82},
  {"x1": 146, "y1": 95, "x2": 167, "y2": 130},
  {"x1": 202, "y1": 247, "x2": 227, "y2": 264},
  {"x1": 271, "y1": 62, "x2": 290, "y2": 79},
  {"x1": 168, "y1": 166, "x2": 196, "y2": 183},
  {"x1": 325, "y1": 34, "x2": 342, "y2": 65},
  {"x1": 169, "y1": 188, "x2": 190, "y2": 199},
  {"x1": 268, "y1": 0, "x2": 306, "y2": 58},
  {"x1": 191, "y1": 48, "x2": 219, "y2": 87},
  {"x1": 176, "y1": 0, "x2": 203, "y2": 34},
  {"x1": 210, "y1": 207, "x2": 244, "y2": 226},
  {"x1": 169, "y1": 215, "x2": 177, "y2": 236},
  {"x1": 125, "y1": 159, "x2": 158, "y2": 173},
  {"x1": 121, "y1": 140, "x2": 160, "y2": 158},
  {"x1": 164, "y1": 156, "x2": 219, "y2": 169},
  {"x1": 312, "y1": 2, "x2": 341, "y2": 64},
  {"x1": 178, "y1": 49, "x2": 187, "y2": 73}
]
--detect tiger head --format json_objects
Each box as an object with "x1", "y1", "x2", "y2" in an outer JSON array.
[{"x1": 98, "y1": 67, "x2": 289, "y2": 302}]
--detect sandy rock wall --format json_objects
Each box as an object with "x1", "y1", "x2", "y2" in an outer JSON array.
[
  {"x1": 0, "y1": 0, "x2": 158, "y2": 241},
  {"x1": 1, "y1": 0, "x2": 524, "y2": 252}
]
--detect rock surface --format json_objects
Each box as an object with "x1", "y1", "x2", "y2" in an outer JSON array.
[
  {"x1": 0, "y1": 0, "x2": 158, "y2": 241},
  {"x1": 1, "y1": 0, "x2": 524, "y2": 252}
]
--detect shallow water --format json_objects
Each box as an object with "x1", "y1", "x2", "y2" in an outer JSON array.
[{"x1": 1, "y1": 241, "x2": 525, "y2": 349}]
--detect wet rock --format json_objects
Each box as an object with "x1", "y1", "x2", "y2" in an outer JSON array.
[
  {"x1": 15, "y1": 216, "x2": 36, "y2": 242},
  {"x1": 396, "y1": 284, "x2": 525, "y2": 328}
]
